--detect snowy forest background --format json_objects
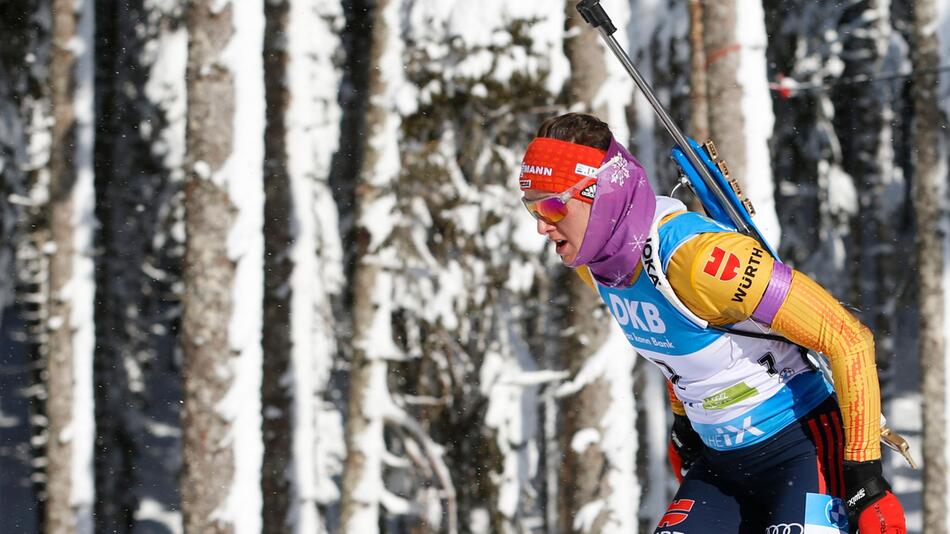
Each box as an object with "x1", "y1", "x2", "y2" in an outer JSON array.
[{"x1": 1, "y1": 0, "x2": 949, "y2": 533}]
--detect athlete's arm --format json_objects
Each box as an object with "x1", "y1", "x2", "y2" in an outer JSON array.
[
  {"x1": 666, "y1": 230, "x2": 881, "y2": 461},
  {"x1": 770, "y1": 272, "x2": 880, "y2": 461}
]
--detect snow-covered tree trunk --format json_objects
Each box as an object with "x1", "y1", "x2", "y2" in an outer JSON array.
[
  {"x1": 45, "y1": 0, "x2": 96, "y2": 531},
  {"x1": 762, "y1": 1, "x2": 868, "y2": 291},
  {"x1": 827, "y1": 0, "x2": 905, "y2": 390},
  {"x1": 555, "y1": 3, "x2": 639, "y2": 532},
  {"x1": 626, "y1": 1, "x2": 688, "y2": 529},
  {"x1": 0, "y1": 3, "x2": 37, "y2": 317},
  {"x1": 260, "y1": 0, "x2": 294, "y2": 528},
  {"x1": 181, "y1": 0, "x2": 237, "y2": 527},
  {"x1": 682, "y1": 0, "x2": 710, "y2": 218},
  {"x1": 687, "y1": 0, "x2": 709, "y2": 143},
  {"x1": 702, "y1": 0, "x2": 780, "y2": 243},
  {"x1": 701, "y1": 0, "x2": 742, "y2": 171},
  {"x1": 291, "y1": 2, "x2": 347, "y2": 529},
  {"x1": 261, "y1": 0, "x2": 345, "y2": 532},
  {"x1": 911, "y1": 0, "x2": 948, "y2": 528},
  {"x1": 628, "y1": 0, "x2": 691, "y2": 191},
  {"x1": 0, "y1": 6, "x2": 49, "y2": 529},
  {"x1": 91, "y1": 1, "x2": 187, "y2": 531},
  {"x1": 339, "y1": 0, "x2": 398, "y2": 530},
  {"x1": 633, "y1": 362, "x2": 670, "y2": 532},
  {"x1": 341, "y1": 1, "x2": 577, "y2": 532},
  {"x1": 180, "y1": 4, "x2": 235, "y2": 529},
  {"x1": 181, "y1": 0, "x2": 264, "y2": 532},
  {"x1": 558, "y1": 6, "x2": 612, "y2": 533},
  {"x1": 91, "y1": 1, "x2": 141, "y2": 528}
]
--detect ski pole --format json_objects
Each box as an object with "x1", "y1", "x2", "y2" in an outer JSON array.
[{"x1": 575, "y1": 0, "x2": 768, "y2": 248}]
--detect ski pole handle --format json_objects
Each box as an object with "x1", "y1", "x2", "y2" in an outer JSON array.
[{"x1": 576, "y1": 0, "x2": 617, "y2": 35}]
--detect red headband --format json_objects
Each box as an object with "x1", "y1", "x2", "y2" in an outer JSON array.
[{"x1": 519, "y1": 137, "x2": 607, "y2": 203}]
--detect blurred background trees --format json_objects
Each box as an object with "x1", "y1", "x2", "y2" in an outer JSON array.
[{"x1": 0, "y1": 0, "x2": 946, "y2": 533}]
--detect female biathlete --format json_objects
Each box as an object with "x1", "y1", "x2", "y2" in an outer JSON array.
[{"x1": 518, "y1": 113, "x2": 906, "y2": 533}]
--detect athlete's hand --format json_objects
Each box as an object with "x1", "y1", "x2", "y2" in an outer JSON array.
[
  {"x1": 668, "y1": 414, "x2": 703, "y2": 482},
  {"x1": 843, "y1": 459, "x2": 906, "y2": 534}
]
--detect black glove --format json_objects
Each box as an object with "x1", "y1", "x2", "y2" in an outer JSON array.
[
  {"x1": 668, "y1": 414, "x2": 703, "y2": 481},
  {"x1": 843, "y1": 459, "x2": 906, "y2": 534}
]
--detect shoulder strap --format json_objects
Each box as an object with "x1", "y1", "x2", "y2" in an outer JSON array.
[
  {"x1": 705, "y1": 324, "x2": 788, "y2": 343},
  {"x1": 643, "y1": 198, "x2": 709, "y2": 329}
]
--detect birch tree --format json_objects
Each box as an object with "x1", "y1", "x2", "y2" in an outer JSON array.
[
  {"x1": 554, "y1": 2, "x2": 639, "y2": 532},
  {"x1": 181, "y1": 0, "x2": 264, "y2": 532},
  {"x1": 627, "y1": 1, "x2": 692, "y2": 528},
  {"x1": 686, "y1": 0, "x2": 709, "y2": 143},
  {"x1": 910, "y1": 0, "x2": 948, "y2": 528},
  {"x1": 341, "y1": 1, "x2": 472, "y2": 529},
  {"x1": 342, "y1": 1, "x2": 573, "y2": 531},
  {"x1": 261, "y1": 0, "x2": 345, "y2": 532},
  {"x1": 701, "y1": 0, "x2": 780, "y2": 243},
  {"x1": 45, "y1": 0, "x2": 97, "y2": 531},
  {"x1": 339, "y1": 0, "x2": 401, "y2": 529}
]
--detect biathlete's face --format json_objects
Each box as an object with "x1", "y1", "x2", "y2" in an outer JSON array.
[{"x1": 522, "y1": 186, "x2": 592, "y2": 265}]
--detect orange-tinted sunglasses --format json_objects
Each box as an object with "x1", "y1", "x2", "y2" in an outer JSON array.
[{"x1": 521, "y1": 176, "x2": 596, "y2": 224}]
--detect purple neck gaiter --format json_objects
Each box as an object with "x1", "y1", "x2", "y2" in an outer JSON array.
[{"x1": 568, "y1": 138, "x2": 656, "y2": 287}]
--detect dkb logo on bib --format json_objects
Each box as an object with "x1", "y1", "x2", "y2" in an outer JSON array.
[{"x1": 608, "y1": 294, "x2": 666, "y2": 333}]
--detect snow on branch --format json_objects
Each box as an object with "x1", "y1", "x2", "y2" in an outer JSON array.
[{"x1": 382, "y1": 409, "x2": 458, "y2": 534}]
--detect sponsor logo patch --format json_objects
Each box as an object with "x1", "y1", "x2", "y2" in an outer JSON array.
[
  {"x1": 607, "y1": 294, "x2": 666, "y2": 334},
  {"x1": 846, "y1": 488, "x2": 864, "y2": 508},
  {"x1": 825, "y1": 498, "x2": 848, "y2": 527},
  {"x1": 519, "y1": 179, "x2": 531, "y2": 188},
  {"x1": 706, "y1": 416, "x2": 764, "y2": 447},
  {"x1": 703, "y1": 246, "x2": 741, "y2": 281},
  {"x1": 520, "y1": 163, "x2": 553, "y2": 177},
  {"x1": 575, "y1": 162, "x2": 598, "y2": 177},
  {"x1": 658, "y1": 499, "x2": 695, "y2": 528},
  {"x1": 804, "y1": 493, "x2": 848, "y2": 533},
  {"x1": 580, "y1": 184, "x2": 596, "y2": 199},
  {"x1": 642, "y1": 238, "x2": 660, "y2": 286},
  {"x1": 765, "y1": 524, "x2": 804, "y2": 534},
  {"x1": 702, "y1": 382, "x2": 759, "y2": 410},
  {"x1": 731, "y1": 247, "x2": 764, "y2": 303},
  {"x1": 701, "y1": 246, "x2": 766, "y2": 302}
]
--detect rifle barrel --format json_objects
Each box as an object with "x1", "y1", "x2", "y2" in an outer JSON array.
[{"x1": 597, "y1": 29, "x2": 757, "y2": 238}]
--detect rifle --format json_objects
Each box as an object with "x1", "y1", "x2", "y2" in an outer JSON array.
[
  {"x1": 574, "y1": 0, "x2": 916, "y2": 469},
  {"x1": 576, "y1": 0, "x2": 778, "y2": 259}
]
